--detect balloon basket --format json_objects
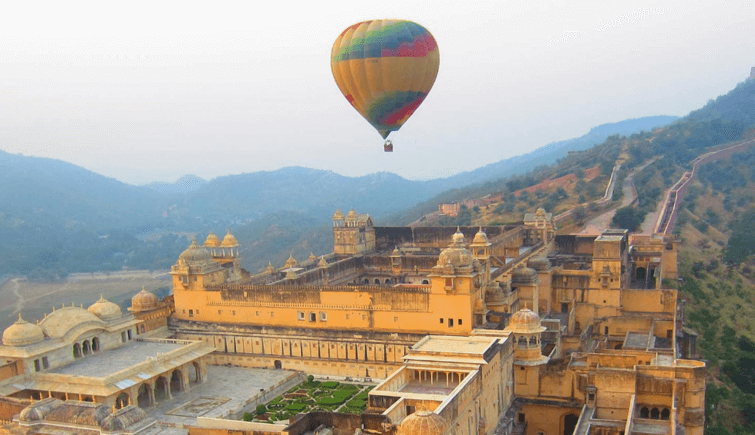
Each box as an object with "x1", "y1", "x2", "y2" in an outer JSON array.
[{"x1": 384, "y1": 140, "x2": 393, "y2": 152}]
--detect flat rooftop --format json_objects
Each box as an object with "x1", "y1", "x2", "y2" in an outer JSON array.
[
  {"x1": 411, "y1": 336, "x2": 497, "y2": 356},
  {"x1": 50, "y1": 340, "x2": 185, "y2": 378}
]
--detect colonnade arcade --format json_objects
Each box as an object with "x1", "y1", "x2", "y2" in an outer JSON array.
[
  {"x1": 24, "y1": 361, "x2": 204, "y2": 410},
  {"x1": 409, "y1": 368, "x2": 468, "y2": 388},
  {"x1": 514, "y1": 334, "x2": 541, "y2": 348},
  {"x1": 113, "y1": 361, "x2": 203, "y2": 409},
  {"x1": 72, "y1": 336, "x2": 101, "y2": 358}
]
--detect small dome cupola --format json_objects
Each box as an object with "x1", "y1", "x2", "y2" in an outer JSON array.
[
  {"x1": 130, "y1": 287, "x2": 159, "y2": 313},
  {"x1": 204, "y1": 231, "x2": 221, "y2": 248},
  {"x1": 472, "y1": 227, "x2": 489, "y2": 245},
  {"x1": 527, "y1": 256, "x2": 550, "y2": 271},
  {"x1": 285, "y1": 254, "x2": 299, "y2": 269},
  {"x1": 508, "y1": 307, "x2": 544, "y2": 334},
  {"x1": 88, "y1": 295, "x2": 123, "y2": 321},
  {"x1": 511, "y1": 264, "x2": 538, "y2": 285},
  {"x1": 2, "y1": 314, "x2": 45, "y2": 346},
  {"x1": 220, "y1": 230, "x2": 239, "y2": 248},
  {"x1": 399, "y1": 410, "x2": 448, "y2": 435},
  {"x1": 179, "y1": 238, "x2": 213, "y2": 264}
]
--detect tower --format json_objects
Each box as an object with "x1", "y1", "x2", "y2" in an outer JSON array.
[{"x1": 332, "y1": 208, "x2": 375, "y2": 256}]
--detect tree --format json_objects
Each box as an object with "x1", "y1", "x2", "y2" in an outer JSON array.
[
  {"x1": 572, "y1": 207, "x2": 586, "y2": 223},
  {"x1": 611, "y1": 207, "x2": 645, "y2": 232}
]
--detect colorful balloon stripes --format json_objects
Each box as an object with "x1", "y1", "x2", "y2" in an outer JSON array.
[{"x1": 331, "y1": 20, "x2": 440, "y2": 141}]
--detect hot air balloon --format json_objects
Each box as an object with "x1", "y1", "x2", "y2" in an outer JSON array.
[{"x1": 331, "y1": 20, "x2": 440, "y2": 152}]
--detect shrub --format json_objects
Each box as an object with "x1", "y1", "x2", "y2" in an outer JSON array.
[
  {"x1": 321, "y1": 381, "x2": 340, "y2": 389},
  {"x1": 256, "y1": 404, "x2": 266, "y2": 415},
  {"x1": 285, "y1": 403, "x2": 308, "y2": 411},
  {"x1": 307, "y1": 375, "x2": 314, "y2": 382},
  {"x1": 242, "y1": 412, "x2": 254, "y2": 421}
]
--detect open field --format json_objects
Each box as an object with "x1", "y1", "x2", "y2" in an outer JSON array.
[{"x1": 0, "y1": 270, "x2": 171, "y2": 331}]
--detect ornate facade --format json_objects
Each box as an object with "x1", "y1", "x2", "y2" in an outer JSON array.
[{"x1": 0, "y1": 210, "x2": 704, "y2": 435}]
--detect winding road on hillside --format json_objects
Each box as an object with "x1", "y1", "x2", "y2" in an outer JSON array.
[{"x1": 579, "y1": 158, "x2": 658, "y2": 234}]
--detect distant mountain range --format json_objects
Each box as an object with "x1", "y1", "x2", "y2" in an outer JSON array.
[
  {"x1": 0, "y1": 114, "x2": 679, "y2": 275},
  {"x1": 144, "y1": 175, "x2": 208, "y2": 195}
]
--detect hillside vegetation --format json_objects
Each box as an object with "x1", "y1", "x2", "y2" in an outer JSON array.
[{"x1": 668, "y1": 146, "x2": 755, "y2": 434}]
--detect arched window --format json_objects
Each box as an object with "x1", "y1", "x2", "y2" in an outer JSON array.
[
  {"x1": 73, "y1": 343, "x2": 82, "y2": 359},
  {"x1": 82, "y1": 340, "x2": 91, "y2": 356},
  {"x1": 422, "y1": 280, "x2": 429, "y2": 284},
  {"x1": 661, "y1": 408, "x2": 670, "y2": 420},
  {"x1": 640, "y1": 407, "x2": 649, "y2": 418},
  {"x1": 115, "y1": 393, "x2": 129, "y2": 409},
  {"x1": 92, "y1": 337, "x2": 100, "y2": 352},
  {"x1": 374, "y1": 278, "x2": 380, "y2": 284},
  {"x1": 651, "y1": 408, "x2": 660, "y2": 419}
]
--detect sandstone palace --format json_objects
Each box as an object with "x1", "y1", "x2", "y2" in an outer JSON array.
[{"x1": 0, "y1": 209, "x2": 704, "y2": 435}]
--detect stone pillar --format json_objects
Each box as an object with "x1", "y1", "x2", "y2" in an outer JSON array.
[{"x1": 183, "y1": 365, "x2": 191, "y2": 392}]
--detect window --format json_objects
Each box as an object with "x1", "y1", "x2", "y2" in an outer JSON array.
[
  {"x1": 33, "y1": 359, "x2": 40, "y2": 372},
  {"x1": 394, "y1": 317, "x2": 398, "y2": 322},
  {"x1": 42, "y1": 357, "x2": 49, "y2": 369},
  {"x1": 298, "y1": 311, "x2": 305, "y2": 321},
  {"x1": 588, "y1": 393, "x2": 595, "y2": 401},
  {"x1": 218, "y1": 310, "x2": 222, "y2": 315},
  {"x1": 189, "y1": 309, "x2": 194, "y2": 317},
  {"x1": 309, "y1": 312, "x2": 317, "y2": 322},
  {"x1": 232, "y1": 311, "x2": 236, "y2": 315},
  {"x1": 604, "y1": 326, "x2": 609, "y2": 335},
  {"x1": 448, "y1": 318, "x2": 454, "y2": 327},
  {"x1": 458, "y1": 319, "x2": 463, "y2": 325},
  {"x1": 256, "y1": 311, "x2": 260, "y2": 316},
  {"x1": 445, "y1": 278, "x2": 452, "y2": 287},
  {"x1": 127, "y1": 330, "x2": 132, "y2": 340},
  {"x1": 518, "y1": 413, "x2": 525, "y2": 423},
  {"x1": 320, "y1": 312, "x2": 327, "y2": 321},
  {"x1": 440, "y1": 318, "x2": 444, "y2": 324}
]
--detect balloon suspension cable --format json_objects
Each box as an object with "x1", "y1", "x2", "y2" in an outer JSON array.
[{"x1": 384, "y1": 140, "x2": 394, "y2": 153}]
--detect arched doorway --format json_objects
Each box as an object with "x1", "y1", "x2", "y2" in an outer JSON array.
[
  {"x1": 661, "y1": 408, "x2": 670, "y2": 420},
  {"x1": 651, "y1": 408, "x2": 660, "y2": 419},
  {"x1": 274, "y1": 360, "x2": 282, "y2": 369},
  {"x1": 73, "y1": 343, "x2": 82, "y2": 358},
  {"x1": 170, "y1": 370, "x2": 183, "y2": 395},
  {"x1": 137, "y1": 384, "x2": 151, "y2": 408},
  {"x1": 154, "y1": 377, "x2": 169, "y2": 402},
  {"x1": 563, "y1": 413, "x2": 578, "y2": 435},
  {"x1": 640, "y1": 407, "x2": 649, "y2": 418},
  {"x1": 636, "y1": 267, "x2": 646, "y2": 280},
  {"x1": 189, "y1": 362, "x2": 201, "y2": 385},
  {"x1": 115, "y1": 393, "x2": 129, "y2": 409},
  {"x1": 83, "y1": 340, "x2": 91, "y2": 356},
  {"x1": 92, "y1": 337, "x2": 100, "y2": 352}
]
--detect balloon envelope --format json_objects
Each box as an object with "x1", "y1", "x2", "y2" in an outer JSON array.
[{"x1": 331, "y1": 20, "x2": 440, "y2": 139}]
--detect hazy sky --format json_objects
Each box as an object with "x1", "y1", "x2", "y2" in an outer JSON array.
[{"x1": 1, "y1": 1, "x2": 754, "y2": 184}]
